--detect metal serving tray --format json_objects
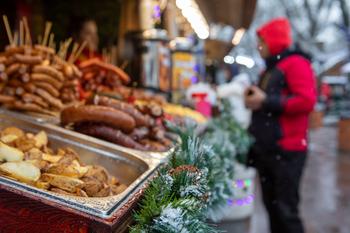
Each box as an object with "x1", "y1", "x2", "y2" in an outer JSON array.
[
  {"x1": 0, "y1": 107, "x2": 60, "y2": 124},
  {"x1": 0, "y1": 112, "x2": 160, "y2": 219}
]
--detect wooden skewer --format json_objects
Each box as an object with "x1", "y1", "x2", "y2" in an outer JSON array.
[
  {"x1": 72, "y1": 41, "x2": 87, "y2": 63},
  {"x1": 68, "y1": 42, "x2": 78, "y2": 63},
  {"x1": 2, "y1": 15, "x2": 13, "y2": 44},
  {"x1": 49, "y1": 33, "x2": 55, "y2": 49},
  {"x1": 19, "y1": 21, "x2": 24, "y2": 46},
  {"x1": 23, "y1": 17, "x2": 32, "y2": 45},
  {"x1": 13, "y1": 31, "x2": 18, "y2": 46},
  {"x1": 42, "y1": 21, "x2": 52, "y2": 46},
  {"x1": 62, "y1": 38, "x2": 72, "y2": 60},
  {"x1": 37, "y1": 35, "x2": 42, "y2": 44},
  {"x1": 120, "y1": 61, "x2": 129, "y2": 70},
  {"x1": 57, "y1": 41, "x2": 64, "y2": 58}
]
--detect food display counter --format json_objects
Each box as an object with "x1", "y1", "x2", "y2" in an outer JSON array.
[{"x1": 0, "y1": 110, "x2": 163, "y2": 233}]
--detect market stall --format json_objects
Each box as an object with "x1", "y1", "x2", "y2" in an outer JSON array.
[{"x1": 0, "y1": 0, "x2": 257, "y2": 232}]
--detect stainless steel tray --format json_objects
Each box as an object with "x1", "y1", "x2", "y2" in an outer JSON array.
[
  {"x1": 0, "y1": 107, "x2": 60, "y2": 124},
  {"x1": 0, "y1": 108, "x2": 176, "y2": 160},
  {"x1": 0, "y1": 112, "x2": 160, "y2": 219}
]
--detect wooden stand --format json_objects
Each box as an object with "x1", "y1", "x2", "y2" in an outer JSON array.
[
  {"x1": 0, "y1": 183, "x2": 144, "y2": 233},
  {"x1": 309, "y1": 111, "x2": 324, "y2": 130},
  {"x1": 338, "y1": 118, "x2": 350, "y2": 152}
]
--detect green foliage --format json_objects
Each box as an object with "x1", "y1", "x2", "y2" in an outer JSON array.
[
  {"x1": 131, "y1": 101, "x2": 252, "y2": 230},
  {"x1": 202, "y1": 99, "x2": 253, "y2": 220},
  {"x1": 130, "y1": 132, "x2": 219, "y2": 233}
]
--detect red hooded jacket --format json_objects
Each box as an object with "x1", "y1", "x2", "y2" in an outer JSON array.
[{"x1": 249, "y1": 18, "x2": 317, "y2": 152}]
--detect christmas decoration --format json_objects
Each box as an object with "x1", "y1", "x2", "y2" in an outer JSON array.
[{"x1": 131, "y1": 99, "x2": 252, "y2": 231}]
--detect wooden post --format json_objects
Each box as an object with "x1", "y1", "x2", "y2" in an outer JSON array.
[{"x1": 338, "y1": 117, "x2": 350, "y2": 152}]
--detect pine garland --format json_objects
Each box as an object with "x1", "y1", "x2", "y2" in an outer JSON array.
[
  {"x1": 130, "y1": 137, "x2": 218, "y2": 233},
  {"x1": 130, "y1": 99, "x2": 252, "y2": 231},
  {"x1": 203, "y1": 99, "x2": 253, "y2": 221}
]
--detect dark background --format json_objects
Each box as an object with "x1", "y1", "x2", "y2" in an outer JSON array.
[{"x1": 0, "y1": 0, "x2": 121, "y2": 50}]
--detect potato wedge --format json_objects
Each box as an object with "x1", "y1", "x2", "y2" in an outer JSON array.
[
  {"x1": 14, "y1": 137, "x2": 36, "y2": 152},
  {"x1": 1, "y1": 134, "x2": 19, "y2": 144},
  {"x1": 50, "y1": 187, "x2": 74, "y2": 195},
  {"x1": 34, "y1": 131, "x2": 48, "y2": 148},
  {"x1": 25, "y1": 148, "x2": 43, "y2": 160},
  {"x1": 26, "y1": 159, "x2": 50, "y2": 170},
  {"x1": 0, "y1": 161, "x2": 41, "y2": 182},
  {"x1": 1, "y1": 127, "x2": 24, "y2": 138},
  {"x1": 42, "y1": 153, "x2": 62, "y2": 163},
  {"x1": 41, "y1": 173, "x2": 84, "y2": 192},
  {"x1": 35, "y1": 181, "x2": 50, "y2": 190},
  {"x1": 0, "y1": 141, "x2": 24, "y2": 162},
  {"x1": 47, "y1": 161, "x2": 88, "y2": 178}
]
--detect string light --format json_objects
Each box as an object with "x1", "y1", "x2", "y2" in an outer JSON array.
[
  {"x1": 232, "y1": 28, "x2": 245, "y2": 45},
  {"x1": 236, "y1": 55, "x2": 255, "y2": 68},
  {"x1": 227, "y1": 195, "x2": 255, "y2": 206},
  {"x1": 224, "y1": 55, "x2": 235, "y2": 64},
  {"x1": 176, "y1": 0, "x2": 209, "y2": 39}
]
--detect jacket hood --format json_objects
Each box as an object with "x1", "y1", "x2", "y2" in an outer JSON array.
[{"x1": 257, "y1": 18, "x2": 292, "y2": 56}]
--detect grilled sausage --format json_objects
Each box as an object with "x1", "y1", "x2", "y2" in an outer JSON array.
[
  {"x1": 74, "y1": 123, "x2": 146, "y2": 150},
  {"x1": 89, "y1": 95, "x2": 152, "y2": 127},
  {"x1": 31, "y1": 73, "x2": 63, "y2": 89},
  {"x1": 32, "y1": 65, "x2": 64, "y2": 82},
  {"x1": 61, "y1": 105, "x2": 136, "y2": 133}
]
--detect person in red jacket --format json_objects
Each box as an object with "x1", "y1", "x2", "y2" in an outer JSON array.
[{"x1": 245, "y1": 18, "x2": 317, "y2": 233}]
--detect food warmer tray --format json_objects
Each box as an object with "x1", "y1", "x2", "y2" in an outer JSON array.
[{"x1": 0, "y1": 111, "x2": 160, "y2": 219}]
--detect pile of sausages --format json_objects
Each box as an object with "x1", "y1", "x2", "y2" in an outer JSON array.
[
  {"x1": 61, "y1": 95, "x2": 173, "y2": 152},
  {"x1": 0, "y1": 45, "x2": 81, "y2": 115},
  {"x1": 79, "y1": 58, "x2": 130, "y2": 94}
]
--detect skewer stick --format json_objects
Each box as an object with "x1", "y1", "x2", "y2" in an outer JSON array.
[
  {"x1": 23, "y1": 17, "x2": 32, "y2": 45},
  {"x1": 49, "y1": 33, "x2": 55, "y2": 49},
  {"x1": 57, "y1": 41, "x2": 64, "y2": 58},
  {"x1": 62, "y1": 38, "x2": 72, "y2": 60},
  {"x1": 19, "y1": 21, "x2": 24, "y2": 46},
  {"x1": 2, "y1": 15, "x2": 13, "y2": 44},
  {"x1": 68, "y1": 43, "x2": 78, "y2": 63},
  {"x1": 72, "y1": 41, "x2": 87, "y2": 63},
  {"x1": 42, "y1": 21, "x2": 52, "y2": 46},
  {"x1": 120, "y1": 61, "x2": 129, "y2": 70},
  {"x1": 37, "y1": 35, "x2": 42, "y2": 44},
  {"x1": 13, "y1": 31, "x2": 18, "y2": 46}
]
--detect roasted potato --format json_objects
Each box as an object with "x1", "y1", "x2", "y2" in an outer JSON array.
[
  {"x1": 111, "y1": 184, "x2": 127, "y2": 195},
  {"x1": 47, "y1": 161, "x2": 88, "y2": 178},
  {"x1": 24, "y1": 148, "x2": 43, "y2": 160},
  {"x1": 41, "y1": 173, "x2": 84, "y2": 193},
  {"x1": 0, "y1": 141, "x2": 24, "y2": 162},
  {"x1": 1, "y1": 127, "x2": 24, "y2": 138},
  {"x1": 0, "y1": 161, "x2": 41, "y2": 183},
  {"x1": 81, "y1": 177, "x2": 103, "y2": 196},
  {"x1": 50, "y1": 187, "x2": 74, "y2": 195},
  {"x1": 93, "y1": 186, "x2": 111, "y2": 197},
  {"x1": 1, "y1": 134, "x2": 19, "y2": 144},
  {"x1": 83, "y1": 166, "x2": 109, "y2": 183},
  {"x1": 34, "y1": 131, "x2": 48, "y2": 148},
  {"x1": 42, "y1": 153, "x2": 62, "y2": 163},
  {"x1": 35, "y1": 181, "x2": 50, "y2": 190},
  {"x1": 14, "y1": 137, "x2": 36, "y2": 152}
]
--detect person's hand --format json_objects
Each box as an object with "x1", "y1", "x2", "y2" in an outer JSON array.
[{"x1": 244, "y1": 86, "x2": 266, "y2": 110}]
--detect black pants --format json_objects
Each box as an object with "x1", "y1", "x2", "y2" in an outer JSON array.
[{"x1": 249, "y1": 147, "x2": 307, "y2": 233}]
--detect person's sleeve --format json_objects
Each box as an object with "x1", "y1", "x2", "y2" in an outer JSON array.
[
  {"x1": 281, "y1": 57, "x2": 317, "y2": 114},
  {"x1": 262, "y1": 57, "x2": 317, "y2": 115}
]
